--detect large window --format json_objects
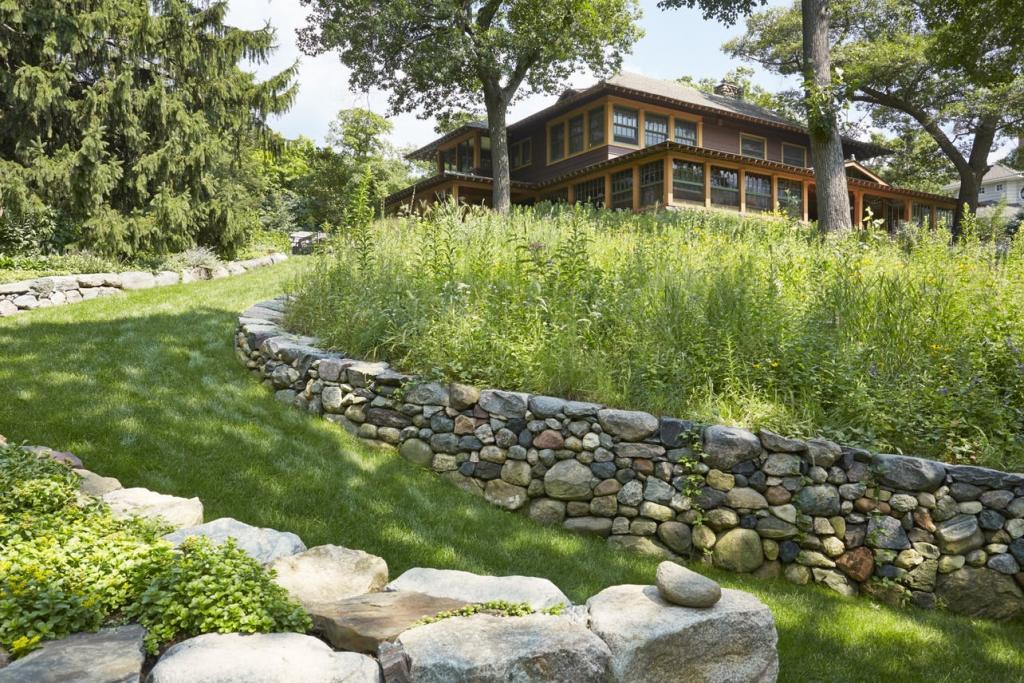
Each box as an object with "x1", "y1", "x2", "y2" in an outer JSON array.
[
  {"x1": 745, "y1": 173, "x2": 772, "y2": 212},
  {"x1": 456, "y1": 139, "x2": 473, "y2": 172},
  {"x1": 613, "y1": 106, "x2": 639, "y2": 145},
  {"x1": 541, "y1": 188, "x2": 568, "y2": 203},
  {"x1": 936, "y1": 207, "x2": 954, "y2": 228},
  {"x1": 588, "y1": 106, "x2": 605, "y2": 146},
  {"x1": 675, "y1": 120, "x2": 698, "y2": 146},
  {"x1": 442, "y1": 148, "x2": 456, "y2": 172},
  {"x1": 782, "y1": 143, "x2": 807, "y2": 167},
  {"x1": 710, "y1": 166, "x2": 740, "y2": 208},
  {"x1": 639, "y1": 162, "x2": 664, "y2": 207},
  {"x1": 510, "y1": 138, "x2": 532, "y2": 170},
  {"x1": 672, "y1": 160, "x2": 705, "y2": 204},
  {"x1": 610, "y1": 169, "x2": 634, "y2": 210},
  {"x1": 777, "y1": 178, "x2": 803, "y2": 218},
  {"x1": 644, "y1": 114, "x2": 669, "y2": 147},
  {"x1": 479, "y1": 136, "x2": 491, "y2": 174},
  {"x1": 740, "y1": 134, "x2": 767, "y2": 160},
  {"x1": 575, "y1": 177, "x2": 605, "y2": 206},
  {"x1": 568, "y1": 115, "x2": 585, "y2": 155},
  {"x1": 549, "y1": 124, "x2": 565, "y2": 161},
  {"x1": 912, "y1": 202, "x2": 932, "y2": 227}
]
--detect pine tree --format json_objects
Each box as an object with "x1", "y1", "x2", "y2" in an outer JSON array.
[{"x1": 0, "y1": 0, "x2": 297, "y2": 256}]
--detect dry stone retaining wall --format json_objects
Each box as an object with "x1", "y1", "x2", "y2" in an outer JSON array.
[
  {"x1": 0, "y1": 253, "x2": 289, "y2": 317},
  {"x1": 235, "y1": 297, "x2": 1024, "y2": 622}
]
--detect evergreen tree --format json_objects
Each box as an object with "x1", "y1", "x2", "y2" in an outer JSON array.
[{"x1": 0, "y1": 0, "x2": 297, "y2": 256}]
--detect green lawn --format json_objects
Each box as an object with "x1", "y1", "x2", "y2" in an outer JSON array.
[{"x1": 1, "y1": 260, "x2": 1021, "y2": 682}]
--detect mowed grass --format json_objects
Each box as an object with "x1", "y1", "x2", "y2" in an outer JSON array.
[{"x1": 0, "y1": 260, "x2": 1022, "y2": 682}]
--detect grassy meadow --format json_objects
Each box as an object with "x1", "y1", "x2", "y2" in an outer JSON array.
[{"x1": 288, "y1": 203, "x2": 1024, "y2": 472}]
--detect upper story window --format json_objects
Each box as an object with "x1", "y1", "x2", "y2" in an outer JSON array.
[
  {"x1": 588, "y1": 106, "x2": 605, "y2": 146},
  {"x1": 457, "y1": 139, "x2": 474, "y2": 172},
  {"x1": 644, "y1": 114, "x2": 669, "y2": 146},
  {"x1": 782, "y1": 143, "x2": 807, "y2": 167},
  {"x1": 510, "y1": 138, "x2": 532, "y2": 170},
  {"x1": 568, "y1": 115, "x2": 585, "y2": 155},
  {"x1": 996, "y1": 183, "x2": 1004, "y2": 192},
  {"x1": 675, "y1": 120, "x2": 697, "y2": 146},
  {"x1": 613, "y1": 106, "x2": 639, "y2": 145},
  {"x1": 740, "y1": 134, "x2": 767, "y2": 160},
  {"x1": 549, "y1": 124, "x2": 565, "y2": 162}
]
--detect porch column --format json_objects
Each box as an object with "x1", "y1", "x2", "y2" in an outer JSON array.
[
  {"x1": 771, "y1": 176, "x2": 778, "y2": 212},
  {"x1": 704, "y1": 162, "x2": 711, "y2": 208},
  {"x1": 739, "y1": 168, "x2": 747, "y2": 213},
  {"x1": 451, "y1": 183, "x2": 460, "y2": 204},
  {"x1": 632, "y1": 164, "x2": 640, "y2": 212},
  {"x1": 854, "y1": 191, "x2": 864, "y2": 227},
  {"x1": 903, "y1": 199, "x2": 912, "y2": 223},
  {"x1": 604, "y1": 174, "x2": 612, "y2": 208},
  {"x1": 663, "y1": 156, "x2": 673, "y2": 206},
  {"x1": 567, "y1": 183, "x2": 575, "y2": 205},
  {"x1": 801, "y1": 181, "x2": 809, "y2": 222},
  {"x1": 473, "y1": 134, "x2": 481, "y2": 170},
  {"x1": 930, "y1": 205, "x2": 937, "y2": 229}
]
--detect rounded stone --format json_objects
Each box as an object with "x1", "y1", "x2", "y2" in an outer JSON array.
[
  {"x1": 657, "y1": 521, "x2": 693, "y2": 555},
  {"x1": 712, "y1": 528, "x2": 764, "y2": 573},
  {"x1": 544, "y1": 460, "x2": 593, "y2": 501},
  {"x1": 656, "y1": 561, "x2": 721, "y2": 608}
]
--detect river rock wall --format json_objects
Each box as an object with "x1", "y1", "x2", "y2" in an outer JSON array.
[{"x1": 235, "y1": 297, "x2": 1024, "y2": 621}]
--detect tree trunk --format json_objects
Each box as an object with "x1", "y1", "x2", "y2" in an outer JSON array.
[
  {"x1": 484, "y1": 90, "x2": 511, "y2": 214},
  {"x1": 950, "y1": 121, "x2": 996, "y2": 238},
  {"x1": 801, "y1": 0, "x2": 851, "y2": 233},
  {"x1": 952, "y1": 170, "x2": 980, "y2": 233}
]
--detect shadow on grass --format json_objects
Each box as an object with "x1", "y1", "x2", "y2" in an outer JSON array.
[{"x1": 1, "y1": 300, "x2": 1022, "y2": 682}]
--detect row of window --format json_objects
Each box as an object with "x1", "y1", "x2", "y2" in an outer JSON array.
[{"x1": 567, "y1": 160, "x2": 806, "y2": 217}]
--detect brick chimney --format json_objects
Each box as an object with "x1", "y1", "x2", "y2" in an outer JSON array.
[{"x1": 714, "y1": 79, "x2": 744, "y2": 100}]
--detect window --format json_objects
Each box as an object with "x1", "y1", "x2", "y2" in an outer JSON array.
[
  {"x1": 568, "y1": 115, "x2": 585, "y2": 155},
  {"x1": 639, "y1": 162, "x2": 664, "y2": 207},
  {"x1": 588, "y1": 106, "x2": 605, "y2": 146},
  {"x1": 610, "y1": 169, "x2": 634, "y2": 210},
  {"x1": 575, "y1": 177, "x2": 605, "y2": 206},
  {"x1": 740, "y1": 134, "x2": 767, "y2": 160},
  {"x1": 745, "y1": 173, "x2": 772, "y2": 212},
  {"x1": 980, "y1": 186, "x2": 986, "y2": 194},
  {"x1": 442, "y1": 148, "x2": 456, "y2": 172},
  {"x1": 613, "y1": 106, "x2": 639, "y2": 145},
  {"x1": 510, "y1": 139, "x2": 532, "y2": 170},
  {"x1": 541, "y1": 188, "x2": 568, "y2": 203},
  {"x1": 672, "y1": 160, "x2": 705, "y2": 204},
  {"x1": 674, "y1": 120, "x2": 698, "y2": 146},
  {"x1": 456, "y1": 140, "x2": 473, "y2": 172},
  {"x1": 644, "y1": 114, "x2": 669, "y2": 147},
  {"x1": 710, "y1": 167, "x2": 740, "y2": 208},
  {"x1": 782, "y1": 143, "x2": 807, "y2": 167},
  {"x1": 549, "y1": 124, "x2": 565, "y2": 162},
  {"x1": 777, "y1": 178, "x2": 803, "y2": 218},
  {"x1": 996, "y1": 183, "x2": 1004, "y2": 192},
  {"x1": 912, "y1": 203, "x2": 932, "y2": 227},
  {"x1": 479, "y1": 136, "x2": 491, "y2": 174},
  {"x1": 936, "y1": 208, "x2": 954, "y2": 228}
]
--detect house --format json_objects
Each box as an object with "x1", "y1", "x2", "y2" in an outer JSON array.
[
  {"x1": 942, "y1": 163, "x2": 1024, "y2": 212},
  {"x1": 386, "y1": 72, "x2": 956, "y2": 229}
]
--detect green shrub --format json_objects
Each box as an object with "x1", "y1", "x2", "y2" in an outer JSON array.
[
  {"x1": 159, "y1": 247, "x2": 223, "y2": 272},
  {"x1": 0, "y1": 444, "x2": 309, "y2": 657},
  {"x1": 287, "y1": 202, "x2": 1024, "y2": 471},
  {"x1": 236, "y1": 228, "x2": 292, "y2": 260}
]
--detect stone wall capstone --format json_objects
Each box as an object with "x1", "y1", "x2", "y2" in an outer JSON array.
[
  {"x1": 0, "y1": 253, "x2": 289, "y2": 317},
  {"x1": 235, "y1": 297, "x2": 1024, "y2": 621}
]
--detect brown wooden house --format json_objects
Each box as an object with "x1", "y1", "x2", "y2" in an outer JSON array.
[{"x1": 385, "y1": 72, "x2": 956, "y2": 229}]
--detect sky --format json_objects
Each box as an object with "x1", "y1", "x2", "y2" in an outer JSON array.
[{"x1": 225, "y1": 0, "x2": 797, "y2": 148}]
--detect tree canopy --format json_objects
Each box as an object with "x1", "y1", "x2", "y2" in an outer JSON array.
[
  {"x1": 298, "y1": 0, "x2": 643, "y2": 212},
  {"x1": 0, "y1": 0, "x2": 296, "y2": 256}
]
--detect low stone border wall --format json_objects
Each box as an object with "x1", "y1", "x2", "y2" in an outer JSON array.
[
  {"x1": 0, "y1": 253, "x2": 289, "y2": 317},
  {"x1": 0, "y1": 437, "x2": 779, "y2": 682},
  {"x1": 235, "y1": 297, "x2": 1024, "y2": 621}
]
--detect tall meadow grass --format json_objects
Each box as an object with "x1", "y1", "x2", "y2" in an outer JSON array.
[{"x1": 287, "y1": 202, "x2": 1024, "y2": 471}]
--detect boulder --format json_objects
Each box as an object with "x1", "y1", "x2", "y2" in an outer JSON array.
[
  {"x1": 935, "y1": 566, "x2": 1024, "y2": 621},
  {"x1": 656, "y1": 561, "x2": 721, "y2": 608},
  {"x1": 484, "y1": 479, "x2": 529, "y2": 510},
  {"x1": 607, "y1": 534, "x2": 675, "y2": 559},
  {"x1": 0, "y1": 625, "x2": 145, "y2": 683},
  {"x1": 835, "y1": 547, "x2": 874, "y2": 583},
  {"x1": 755, "y1": 516, "x2": 798, "y2": 540},
  {"x1": 162, "y1": 517, "x2": 305, "y2": 564},
  {"x1": 543, "y1": 460, "x2": 593, "y2": 500},
  {"x1": 713, "y1": 529, "x2": 764, "y2": 573},
  {"x1": 866, "y1": 515, "x2": 911, "y2": 550},
  {"x1": 103, "y1": 487, "x2": 203, "y2": 530},
  {"x1": 397, "y1": 614, "x2": 610, "y2": 683},
  {"x1": 761, "y1": 452, "x2": 802, "y2": 477},
  {"x1": 757, "y1": 429, "x2": 807, "y2": 453},
  {"x1": 935, "y1": 515, "x2": 986, "y2": 555},
  {"x1": 385, "y1": 567, "x2": 569, "y2": 610},
  {"x1": 597, "y1": 409, "x2": 659, "y2": 441},
  {"x1": 564, "y1": 516, "x2": 613, "y2": 536},
  {"x1": 398, "y1": 438, "x2": 433, "y2": 467},
  {"x1": 529, "y1": 499, "x2": 566, "y2": 525},
  {"x1": 587, "y1": 584, "x2": 778, "y2": 683},
  {"x1": 793, "y1": 485, "x2": 840, "y2": 516},
  {"x1": 528, "y1": 395, "x2": 568, "y2": 418},
  {"x1": 872, "y1": 454, "x2": 946, "y2": 492},
  {"x1": 946, "y1": 464, "x2": 1024, "y2": 489},
  {"x1": 119, "y1": 271, "x2": 156, "y2": 290},
  {"x1": 725, "y1": 487, "x2": 768, "y2": 510},
  {"x1": 74, "y1": 469, "x2": 122, "y2": 497},
  {"x1": 477, "y1": 390, "x2": 528, "y2": 418},
  {"x1": 448, "y1": 383, "x2": 480, "y2": 410},
  {"x1": 147, "y1": 633, "x2": 381, "y2": 683},
  {"x1": 271, "y1": 545, "x2": 388, "y2": 609},
  {"x1": 656, "y1": 521, "x2": 693, "y2": 555},
  {"x1": 702, "y1": 426, "x2": 762, "y2": 471},
  {"x1": 403, "y1": 381, "x2": 449, "y2": 406},
  {"x1": 309, "y1": 591, "x2": 467, "y2": 653}
]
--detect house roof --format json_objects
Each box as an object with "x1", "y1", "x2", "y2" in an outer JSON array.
[
  {"x1": 942, "y1": 163, "x2": 1024, "y2": 192},
  {"x1": 406, "y1": 121, "x2": 489, "y2": 161}
]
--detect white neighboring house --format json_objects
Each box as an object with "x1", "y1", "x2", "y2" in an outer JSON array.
[{"x1": 943, "y1": 163, "x2": 1024, "y2": 213}]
